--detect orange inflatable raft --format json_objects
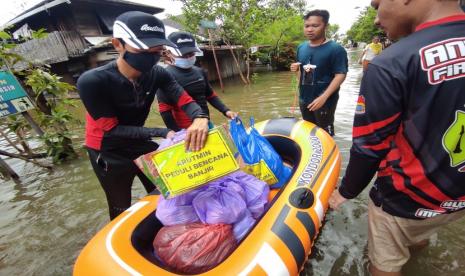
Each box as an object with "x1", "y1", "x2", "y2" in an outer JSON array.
[{"x1": 74, "y1": 118, "x2": 341, "y2": 276}]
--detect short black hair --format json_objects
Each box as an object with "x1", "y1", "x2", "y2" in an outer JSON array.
[{"x1": 304, "y1": 9, "x2": 330, "y2": 25}]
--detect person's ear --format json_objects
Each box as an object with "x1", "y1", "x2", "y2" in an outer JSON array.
[{"x1": 111, "y1": 38, "x2": 125, "y2": 54}]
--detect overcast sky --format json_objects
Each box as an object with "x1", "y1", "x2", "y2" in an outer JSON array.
[{"x1": 1, "y1": 0, "x2": 371, "y2": 33}]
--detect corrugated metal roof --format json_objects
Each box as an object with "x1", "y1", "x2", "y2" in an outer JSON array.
[{"x1": 5, "y1": 0, "x2": 164, "y2": 27}]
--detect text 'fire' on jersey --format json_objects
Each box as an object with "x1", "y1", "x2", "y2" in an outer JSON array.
[{"x1": 340, "y1": 15, "x2": 465, "y2": 219}]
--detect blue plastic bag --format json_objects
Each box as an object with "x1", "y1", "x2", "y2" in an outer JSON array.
[{"x1": 230, "y1": 117, "x2": 291, "y2": 188}]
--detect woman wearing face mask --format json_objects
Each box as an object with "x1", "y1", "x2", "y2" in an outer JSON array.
[
  {"x1": 157, "y1": 32, "x2": 237, "y2": 131},
  {"x1": 77, "y1": 12, "x2": 209, "y2": 220}
]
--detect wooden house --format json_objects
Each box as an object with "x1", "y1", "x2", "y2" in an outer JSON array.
[
  {"x1": 6, "y1": 0, "x2": 163, "y2": 84},
  {"x1": 162, "y1": 18, "x2": 247, "y2": 83}
]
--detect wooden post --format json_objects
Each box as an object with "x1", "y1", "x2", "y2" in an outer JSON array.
[
  {"x1": 21, "y1": 111, "x2": 44, "y2": 137},
  {"x1": 0, "y1": 157, "x2": 19, "y2": 180},
  {"x1": 208, "y1": 29, "x2": 224, "y2": 93}
]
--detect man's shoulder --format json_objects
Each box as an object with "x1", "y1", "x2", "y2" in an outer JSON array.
[
  {"x1": 77, "y1": 62, "x2": 115, "y2": 86},
  {"x1": 328, "y1": 41, "x2": 347, "y2": 53},
  {"x1": 297, "y1": 41, "x2": 308, "y2": 51}
]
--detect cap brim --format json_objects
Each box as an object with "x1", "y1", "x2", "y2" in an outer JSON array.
[
  {"x1": 140, "y1": 37, "x2": 178, "y2": 48},
  {"x1": 178, "y1": 46, "x2": 202, "y2": 56}
]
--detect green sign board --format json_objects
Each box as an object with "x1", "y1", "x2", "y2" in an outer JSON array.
[
  {"x1": 0, "y1": 71, "x2": 34, "y2": 117},
  {"x1": 200, "y1": 20, "x2": 217, "y2": 29}
]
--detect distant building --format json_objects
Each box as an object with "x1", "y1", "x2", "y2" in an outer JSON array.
[
  {"x1": 162, "y1": 17, "x2": 246, "y2": 82},
  {"x1": 6, "y1": 0, "x2": 163, "y2": 84}
]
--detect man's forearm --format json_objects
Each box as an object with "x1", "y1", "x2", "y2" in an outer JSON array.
[
  {"x1": 106, "y1": 125, "x2": 170, "y2": 139},
  {"x1": 322, "y1": 74, "x2": 346, "y2": 98},
  {"x1": 339, "y1": 149, "x2": 380, "y2": 199}
]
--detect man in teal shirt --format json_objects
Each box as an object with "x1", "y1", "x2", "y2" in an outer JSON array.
[{"x1": 290, "y1": 9, "x2": 348, "y2": 136}]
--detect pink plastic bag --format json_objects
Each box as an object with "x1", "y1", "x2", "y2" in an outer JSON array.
[{"x1": 154, "y1": 223, "x2": 236, "y2": 274}]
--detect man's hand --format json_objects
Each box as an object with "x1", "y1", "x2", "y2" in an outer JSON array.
[
  {"x1": 307, "y1": 94, "x2": 328, "y2": 111},
  {"x1": 328, "y1": 189, "x2": 348, "y2": 210},
  {"x1": 185, "y1": 118, "x2": 209, "y2": 151},
  {"x1": 290, "y1": 62, "x2": 301, "y2": 72},
  {"x1": 225, "y1": 110, "x2": 238, "y2": 120}
]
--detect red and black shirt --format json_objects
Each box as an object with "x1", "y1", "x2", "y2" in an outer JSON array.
[
  {"x1": 339, "y1": 14, "x2": 465, "y2": 219},
  {"x1": 77, "y1": 61, "x2": 203, "y2": 153},
  {"x1": 157, "y1": 65, "x2": 229, "y2": 130}
]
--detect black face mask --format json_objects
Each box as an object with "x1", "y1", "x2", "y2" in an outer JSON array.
[{"x1": 123, "y1": 51, "x2": 161, "y2": 73}]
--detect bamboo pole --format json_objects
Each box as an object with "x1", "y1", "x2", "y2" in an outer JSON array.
[{"x1": 208, "y1": 29, "x2": 224, "y2": 93}]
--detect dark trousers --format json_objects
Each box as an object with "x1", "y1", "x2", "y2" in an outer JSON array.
[
  {"x1": 88, "y1": 145, "x2": 157, "y2": 220},
  {"x1": 300, "y1": 94, "x2": 339, "y2": 136}
]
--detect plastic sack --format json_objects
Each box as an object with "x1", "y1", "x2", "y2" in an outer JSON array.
[
  {"x1": 154, "y1": 223, "x2": 236, "y2": 274},
  {"x1": 228, "y1": 171, "x2": 269, "y2": 219},
  {"x1": 229, "y1": 117, "x2": 291, "y2": 188},
  {"x1": 155, "y1": 188, "x2": 203, "y2": 226},
  {"x1": 158, "y1": 129, "x2": 186, "y2": 150},
  {"x1": 192, "y1": 182, "x2": 247, "y2": 225},
  {"x1": 233, "y1": 210, "x2": 255, "y2": 242}
]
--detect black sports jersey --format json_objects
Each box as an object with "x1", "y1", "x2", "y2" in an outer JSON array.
[
  {"x1": 157, "y1": 65, "x2": 229, "y2": 130},
  {"x1": 339, "y1": 14, "x2": 465, "y2": 219},
  {"x1": 77, "y1": 61, "x2": 203, "y2": 152}
]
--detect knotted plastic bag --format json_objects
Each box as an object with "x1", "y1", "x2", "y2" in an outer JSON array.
[
  {"x1": 192, "y1": 182, "x2": 247, "y2": 225},
  {"x1": 154, "y1": 223, "x2": 236, "y2": 274},
  {"x1": 228, "y1": 171, "x2": 269, "y2": 219},
  {"x1": 155, "y1": 188, "x2": 202, "y2": 226}
]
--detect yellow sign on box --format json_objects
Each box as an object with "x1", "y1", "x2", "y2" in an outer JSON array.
[
  {"x1": 243, "y1": 160, "x2": 278, "y2": 185},
  {"x1": 152, "y1": 127, "x2": 239, "y2": 197}
]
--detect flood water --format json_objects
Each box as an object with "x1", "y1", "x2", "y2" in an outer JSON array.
[{"x1": 1, "y1": 50, "x2": 465, "y2": 275}]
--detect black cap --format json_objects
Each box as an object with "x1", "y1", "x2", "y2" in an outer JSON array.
[
  {"x1": 113, "y1": 11, "x2": 177, "y2": 50},
  {"x1": 167, "y1": 32, "x2": 201, "y2": 56}
]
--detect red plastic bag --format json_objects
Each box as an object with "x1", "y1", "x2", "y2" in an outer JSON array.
[{"x1": 153, "y1": 223, "x2": 236, "y2": 274}]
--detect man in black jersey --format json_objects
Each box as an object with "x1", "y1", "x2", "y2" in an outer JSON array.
[
  {"x1": 158, "y1": 32, "x2": 237, "y2": 130},
  {"x1": 329, "y1": 0, "x2": 465, "y2": 275},
  {"x1": 77, "y1": 12, "x2": 209, "y2": 220}
]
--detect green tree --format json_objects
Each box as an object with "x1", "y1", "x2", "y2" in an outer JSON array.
[
  {"x1": 253, "y1": 14, "x2": 303, "y2": 70},
  {"x1": 346, "y1": 7, "x2": 383, "y2": 43},
  {"x1": 327, "y1": 24, "x2": 340, "y2": 40},
  {"x1": 0, "y1": 29, "x2": 78, "y2": 163},
  {"x1": 175, "y1": 0, "x2": 306, "y2": 82}
]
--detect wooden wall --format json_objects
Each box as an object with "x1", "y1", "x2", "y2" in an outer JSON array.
[
  {"x1": 200, "y1": 48, "x2": 246, "y2": 82},
  {"x1": 13, "y1": 31, "x2": 86, "y2": 67}
]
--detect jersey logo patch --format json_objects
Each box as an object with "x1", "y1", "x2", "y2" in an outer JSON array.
[
  {"x1": 440, "y1": 200, "x2": 465, "y2": 211},
  {"x1": 419, "y1": 37, "x2": 465, "y2": 85},
  {"x1": 442, "y1": 110, "x2": 465, "y2": 172},
  {"x1": 355, "y1": 95, "x2": 365, "y2": 115},
  {"x1": 414, "y1": 208, "x2": 445, "y2": 218}
]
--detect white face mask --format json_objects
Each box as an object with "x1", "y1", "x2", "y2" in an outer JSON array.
[{"x1": 174, "y1": 56, "x2": 196, "y2": 69}]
